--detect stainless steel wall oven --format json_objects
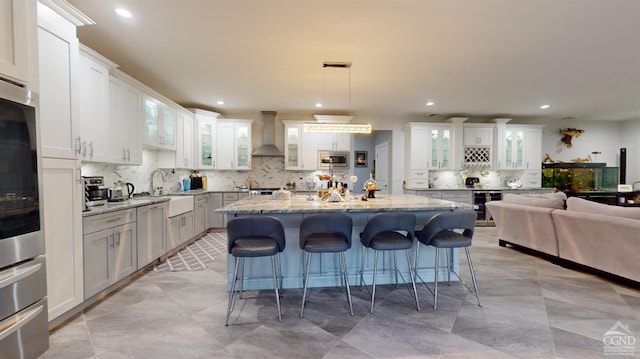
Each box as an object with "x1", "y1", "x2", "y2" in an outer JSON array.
[{"x1": 0, "y1": 80, "x2": 49, "y2": 358}]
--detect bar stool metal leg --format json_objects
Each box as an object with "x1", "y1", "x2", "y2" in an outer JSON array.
[
  {"x1": 226, "y1": 257, "x2": 241, "y2": 326},
  {"x1": 300, "y1": 251, "x2": 312, "y2": 318},
  {"x1": 465, "y1": 247, "x2": 481, "y2": 306},
  {"x1": 359, "y1": 248, "x2": 365, "y2": 290},
  {"x1": 340, "y1": 252, "x2": 354, "y2": 315},
  {"x1": 271, "y1": 255, "x2": 282, "y2": 322},
  {"x1": 434, "y1": 248, "x2": 439, "y2": 310},
  {"x1": 370, "y1": 251, "x2": 380, "y2": 314},
  {"x1": 405, "y1": 249, "x2": 420, "y2": 311}
]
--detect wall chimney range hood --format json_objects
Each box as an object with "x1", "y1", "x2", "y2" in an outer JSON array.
[{"x1": 251, "y1": 111, "x2": 284, "y2": 157}]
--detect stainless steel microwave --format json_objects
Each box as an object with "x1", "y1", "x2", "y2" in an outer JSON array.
[{"x1": 318, "y1": 151, "x2": 350, "y2": 169}]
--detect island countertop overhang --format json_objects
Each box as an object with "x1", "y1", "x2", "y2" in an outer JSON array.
[{"x1": 215, "y1": 194, "x2": 474, "y2": 214}]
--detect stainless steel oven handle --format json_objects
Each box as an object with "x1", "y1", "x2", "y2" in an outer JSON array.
[
  {"x1": 0, "y1": 303, "x2": 44, "y2": 341},
  {"x1": 0, "y1": 262, "x2": 42, "y2": 290}
]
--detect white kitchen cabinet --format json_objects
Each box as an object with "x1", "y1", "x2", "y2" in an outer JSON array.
[
  {"x1": 37, "y1": 3, "x2": 81, "y2": 160},
  {"x1": 159, "y1": 109, "x2": 194, "y2": 168},
  {"x1": 463, "y1": 126, "x2": 493, "y2": 146},
  {"x1": 167, "y1": 211, "x2": 195, "y2": 251},
  {"x1": 206, "y1": 193, "x2": 224, "y2": 229},
  {"x1": 42, "y1": 158, "x2": 84, "y2": 321},
  {"x1": 78, "y1": 47, "x2": 117, "y2": 163},
  {"x1": 216, "y1": 120, "x2": 252, "y2": 170},
  {"x1": 462, "y1": 125, "x2": 494, "y2": 167},
  {"x1": 144, "y1": 95, "x2": 177, "y2": 151},
  {"x1": 440, "y1": 191, "x2": 473, "y2": 205},
  {"x1": 136, "y1": 202, "x2": 167, "y2": 268},
  {"x1": 316, "y1": 132, "x2": 351, "y2": 151},
  {"x1": 83, "y1": 209, "x2": 137, "y2": 299},
  {"x1": 193, "y1": 194, "x2": 206, "y2": 234},
  {"x1": 429, "y1": 125, "x2": 453, "y2": 169},
  {"x1": 192, "y1": 109, "x2": 220, "y2": 169},
  {"x1": 109, "y1": 74, "x2": 143, "y2": 165},
  {"x1": 283, "y1": 121, "x2": 318, "y2": 170},
  {"x1": 0, "y1": 0, "x2": 34, "y2": 84},
  {"x1": 496, "y1": 125, "x2": 543, "y2": 170},
  {"x1": 404, "y1": 122, "x2": 451, "y2": 189}
]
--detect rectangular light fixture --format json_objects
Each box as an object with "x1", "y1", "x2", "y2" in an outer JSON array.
[{"x1": 303, "y1": 123, "x2": 372, "y2": 134}]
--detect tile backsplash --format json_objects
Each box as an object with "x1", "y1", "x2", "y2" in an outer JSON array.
[{"x1": 81, "y1": 149, "x2": 325, "y2": 194}]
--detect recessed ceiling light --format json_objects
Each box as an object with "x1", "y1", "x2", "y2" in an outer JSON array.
[
  {"x1": 115, "y1": 8, "x2": 133, "y2": 18},
  {"x1": 315, "y1": 102, "x2": 323, "y2": 108},
  {"x1": 426, "y1": 101, "x2": 435, "y2": 106},
  {"x1": 540, "y1": 104, "x2": 550, "y2": 109},
  {"x1": 216, "y1": 100, "x2": 225, "y2": 105}
]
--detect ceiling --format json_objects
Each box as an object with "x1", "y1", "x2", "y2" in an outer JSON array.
[{"x1": 67, "y1": 0, "x2": 640, "y2": 126}]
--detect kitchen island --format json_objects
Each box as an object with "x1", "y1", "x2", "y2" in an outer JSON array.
[{"x1": 217, "y1": 194, "x2": 474, "y2": 290}]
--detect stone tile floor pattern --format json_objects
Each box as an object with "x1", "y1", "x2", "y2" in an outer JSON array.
[{"x1": 41, "y1": 227, "x2": 640, "y2": 358}]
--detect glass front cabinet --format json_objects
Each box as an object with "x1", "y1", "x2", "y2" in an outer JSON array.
[{"x1": 283, "y1": 121, "x2": 317, "y2": 170}]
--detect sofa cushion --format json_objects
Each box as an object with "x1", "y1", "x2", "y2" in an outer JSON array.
[
  {"x1": 502, "y1": 193, "x2": 565, "y2": 209},
  {"x1": 566, "y1": 197, "x2": 640, "y2": 220}
]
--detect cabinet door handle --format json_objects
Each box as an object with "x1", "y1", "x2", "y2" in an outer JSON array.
[
  {"x1": 89, "y1": 142, "x2": 94, "y2": 157},
  {"x1": 105, "y1": 217, "x2": 122, "y2": 223},
  {"x1": 75, "y1": 137, "x2": 82, "y2": 154},
  {"x1": 110, "y1": 234, "x2": 115, "y2": 248},
  {"x1": 76, "y1": 167, "x2": 83, "y2": 184},
  {"x1": 82, "y1": 141, "x2": 87, "y2": 157},
  {"x1": 116, "y1": 233, "x2": 121, "y2": 247}
]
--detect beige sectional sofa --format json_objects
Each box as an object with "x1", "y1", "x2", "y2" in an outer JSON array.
[
  {"x1": 486, "y1": 192, "x2": 566, "y2": 256},
  {"x1": 487, "y1": 194, "x2": 640, "y2": 283}
]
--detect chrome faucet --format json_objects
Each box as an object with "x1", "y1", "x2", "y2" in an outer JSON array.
[{"x1": 151, "y1": 169, "x2": 166, "y2": 196}]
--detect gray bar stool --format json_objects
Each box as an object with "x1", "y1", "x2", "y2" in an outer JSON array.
[
  {"x1": 415, "y1": 210, "x2": 480, "y2": 309},
  {"x1": 359, "y1": 212, "x2": 420, "y2": 314},
  {"x1": 299, "y1": 213, "x2": 353, "y2": 318},
  {"x1": 225, "y1": 216, "x2": 285, "y2": 326}
]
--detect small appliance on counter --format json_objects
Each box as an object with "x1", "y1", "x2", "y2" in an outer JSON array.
[
  {"x1": 465, "y1": 177, "x2": 480, "y2": 188},
  {"x1": 107, "y1": 185, "x2": 127, "y2": 202},
  {"x1": 83, "y1": 176, "x2": 109, "y2": 208}
]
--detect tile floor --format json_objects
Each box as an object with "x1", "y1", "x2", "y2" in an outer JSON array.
[{"x1": 40, "y1": 227, "x2": 640, "y2": 358}]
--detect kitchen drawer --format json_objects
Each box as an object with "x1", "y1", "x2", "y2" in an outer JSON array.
[
  {"x1": 83, "y1": 209, "x2": 136, "y2": 234},
  {"x1": 441, "y1": 191, "x2": 472, "y2": 204},
  {"x1": 406, "y1": 179, "x2": 429, "y2": 189},
  {"x1": 409, "y1": 170, "x2": 428, "y2": 179},
  {"x1": 223, "y1": 193, "x2": 239, "y2": 202},
  {"x1": 417, "y1": 191, "x2": 442, "y2": 199},
  {"x1": 194, "y1": 194, "x2": 206, "y2": 204}
]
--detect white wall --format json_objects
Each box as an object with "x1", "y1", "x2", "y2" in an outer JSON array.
[{"x1": 535, "y1": 119, "x2": 622, "y2": 166}]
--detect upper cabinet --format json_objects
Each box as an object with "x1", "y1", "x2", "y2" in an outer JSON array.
[
  {"x1": 0, "y1": 0, "x2": 35, "y2": 84},
  {"x1": 37, "y1": 2, "x2": 80, "y2": 160},
  {"x1": 143, "y1": 95, "x2": 176, "y2": 151},
  {"x1": 463, "y1": 126, "x2": 493, "y2": 146},
  {"x1": 496, "y1": 125, "x2": 543, "y2": 170},
  {"x1": 316, "y1": 132, "x2": 352, "y2": 152},
  {"x1": 176, "y1": 109, "x2": 195, "y2": 168},
  {"x1": 462, "y1": 125, "x2": 494, "y2": 167},
  {"x1": 283, "y1": 121, "x2": 317, "y2": 170},
  {"x1": 404, "y1": 122, "x2": 455, "y2": 172},
  {"x1": 78, "y1": 47, "x2": 118, "y2": 163},
  {"x1": 216, "y1": 119, "x2": 252, "y2": 170},
  {"x1": 109, "y1": 73, "x2": 143, "y2": 165},
  {"x1": 193, "y1": 109, "x2": 220, "y2": 169}
]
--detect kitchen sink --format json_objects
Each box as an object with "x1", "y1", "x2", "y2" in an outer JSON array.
[{"x1": 167, "y1": 195, "x2": 194, "y2": 217}]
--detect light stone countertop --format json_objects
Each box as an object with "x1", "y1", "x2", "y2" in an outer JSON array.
[
  {"x1": 215, "y1": 194, "x2": 473, "y2": 214},
  {"x1": 83, "y1": 196, "x2": 170, "y2": 217}
]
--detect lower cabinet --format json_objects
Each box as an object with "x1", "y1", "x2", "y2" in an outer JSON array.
[
  {"x1": 206, "y1": 193, "x2": 224, "y2": 229},
  {"x1": 194, "y1": 194, "x2": 206, "y2": 234},
  {"x1": 83, "y1": 209, "x2": 137, "y2": 299},
  {"x1": 136, "y1": 202, "x2": 167, "y2": 269},
  {"x1": 167, "y1": 211, "x2": 194, "y2": 251}
]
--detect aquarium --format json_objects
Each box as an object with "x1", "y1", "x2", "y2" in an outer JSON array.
[{"x1": 541, "y1": 163, "x2": 619, "y2": 192}]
